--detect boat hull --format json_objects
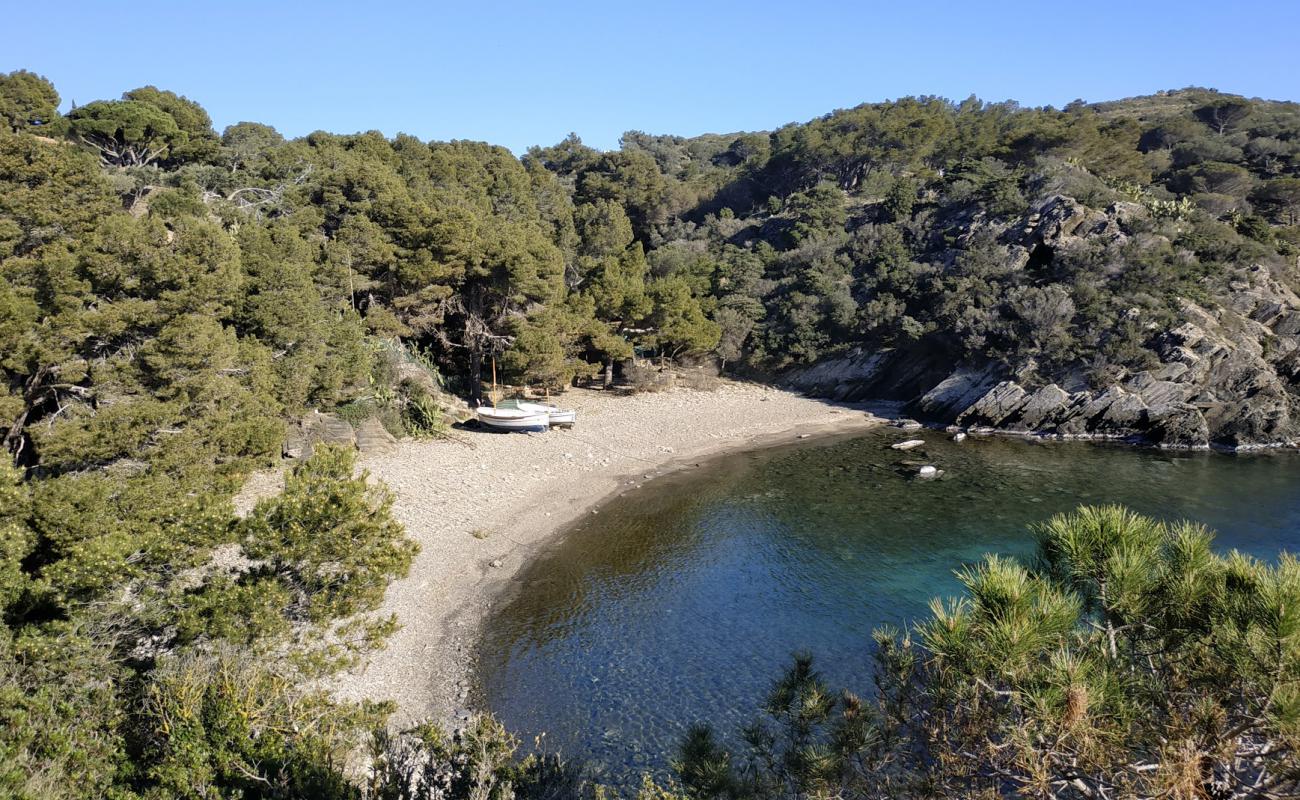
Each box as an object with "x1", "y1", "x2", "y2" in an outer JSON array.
[
  {"x1": 475, "y1": 408, "x2": 550, "y2": 432},
  {"x1": 545, "y1": 409, "x2": 577, "y2": 426},
  {"x1": 498, "y1": 399, "x2": 577, "y2": 427}
]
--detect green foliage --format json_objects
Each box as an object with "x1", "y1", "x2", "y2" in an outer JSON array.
[
  {"x1": 645, "y1": 277, "x2": 721, "y2": 359},
  {"x1": 365, "y1": 715, "x2": 593, "y2": 800},
  {"x1": 0, "y1": 461, "x2": 32, "y2": 611},
  {"x1": 240, "y1": 445, "x2": 417, "y2": 622},
  {"x1": 402, "y1": 388, "x2": 445, "y2": 439},
  {"x1": 0, "y1": 131, "x2": 116, "y2": 259},
  {"x1": 123, "y1": 85, "x2": 220, "y2": 165},
  {"x1": 135, "y1": 647, "x2": 386, "y2": 799},
  {"x1": 501, "y1": 303, "x2": 594, "y2": 390},
  {"x1": 783, "y1": 182, "x2": 848, "y2": 244},
  {"x1": 0, "y1": 70, "x2": 62, "y2": 135},
  {"x1": 679, "y1": 505, "x2": 1300, "y2": 799},
  {"x1": 1194, "y1": 97, "x2": 1254, "y2": 135},
  {"x1": 221, "y1": 121, "x2": 286, "y2": 174},
  {"x1": 67, "y1": 99, "x2": 185, "y2": 167},
  {"x1": 1254, "y1": 177, "x2": 1300, "y2": 224},
  {"x1": 881, "y1": 177, "x2": 916, "y2": 221},
  {"x1": 0, "y1": 627, "x2": 128, "y2": 800},
  {"x1": 677, "y1": 653, "x2": 875, "y2": 799}
]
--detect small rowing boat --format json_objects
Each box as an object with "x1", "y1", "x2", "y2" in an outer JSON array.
[
  {"x1": 496, "y1": 398, "x2": 577, "y2": 427},
  {"x1": 475, "y1": 406, "x2": 550, "y2": 432}
]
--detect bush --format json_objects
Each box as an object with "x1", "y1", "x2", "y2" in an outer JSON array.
[
  {"x1": 134, "y1": 647, "x2": 386, "y2": 800},
  {"x1": 678, "y1": 505, "x2": 1300, "y2": 799},
  {"x1": 623, "y1": 361, "x2": 674, "y2": 393},
  {"x1": 402, "y1": 387, "x2": 445, "y2": 439},
  {"x1": 364, "y1": 715, "x2": 599, "y2": 800},
  {"x1": 0, "y1": 628, "x2": 126, "y2": 800},
  {"x1": 239, "y1": 445, "x2": 417, "y2": 623},
  {"x1": 676, "y1": 365, "x2": 720, "y2": 391},
  {"x1": 333, "y1": 398, "x2": 378, "y2": 430}
]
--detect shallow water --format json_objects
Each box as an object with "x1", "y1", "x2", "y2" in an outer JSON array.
[{"x1": 477, "y1": 429, "x2": 1300, "y2": 782}]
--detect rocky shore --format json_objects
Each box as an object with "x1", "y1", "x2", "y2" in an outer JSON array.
[
  {"x1": 235, "y1": 361, "x2": 1297, "y2": 733},
  {"x1": 784, "y1": 196, "x2": 1300, "y2": 451}
]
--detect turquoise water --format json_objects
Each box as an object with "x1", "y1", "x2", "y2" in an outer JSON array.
[{"x1": 477, "y1": 429, "x2": 1300, "y2": 781}]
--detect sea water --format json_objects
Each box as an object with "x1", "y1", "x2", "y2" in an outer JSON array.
[{"x1": 478, "y1": 429, "x2": 1300, "y2": 783}]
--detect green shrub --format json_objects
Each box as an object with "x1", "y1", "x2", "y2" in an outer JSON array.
[
  {"x1": 0, "y1": 627, "x2": 127, "y2": 800},
  {"x1": 678, "y1": 506, "x2": 1300, "y2": 799},
  {"x1": 365, "y1": 715, "x2": 594, "y2": 800},
  {"x1": 239, "y1": 445, "x2": 417, "y2": 623},
  {"x1": 402, "y1": 390, "x2": 444, "y2": 439},
  {"x1": 333, "y1": 398, "x2": 378, "y2": 429},
  {"x1": 134, "y1": 647, "x2": 385, "y2": 800}
]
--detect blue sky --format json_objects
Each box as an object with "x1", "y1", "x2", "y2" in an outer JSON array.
[{"x1": 7, "y1": 1, "x2": 1299, "y2": 153}]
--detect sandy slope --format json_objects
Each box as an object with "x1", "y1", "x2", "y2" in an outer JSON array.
[{"x1": 241, "y1": 382, "x2": 884, "y2": 727}]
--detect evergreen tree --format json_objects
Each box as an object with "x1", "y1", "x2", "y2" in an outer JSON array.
[{"x1": 0, "y1": 70, "x2": 61, "y2": 134}]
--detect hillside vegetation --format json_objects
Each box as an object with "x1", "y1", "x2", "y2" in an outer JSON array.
[{"x1": 2, "y1": 70, "x2": 1300, "y2": 798}]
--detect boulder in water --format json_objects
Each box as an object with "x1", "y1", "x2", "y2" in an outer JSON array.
[{"x1": 891, "y1": 439, "x2": 926, "y2": 450}]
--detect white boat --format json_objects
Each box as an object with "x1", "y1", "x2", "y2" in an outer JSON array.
[
  {"x1": 496, "y1": 398, "x2": 577, "y2": 427},
  {"x1": 475, "y1": 406, "x2": 550, "y2": 432}
]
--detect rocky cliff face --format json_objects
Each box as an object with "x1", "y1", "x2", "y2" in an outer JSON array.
[{"x1": 783, "y1": 196, "x2": 1300, "y2": 449}]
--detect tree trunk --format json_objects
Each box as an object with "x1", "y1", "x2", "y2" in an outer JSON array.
[
  {"x1": 468, "y1": 338, "x2": 484, "y2": 405},
  {"x1": 2, "y1": 406, "x2": 31, "y2": 464},
  {"x1": 4, "y1": 364, "x2": 52, "y2": 465},
  {"x1": 603, "y1": 357, "x2": 614, "y2": 390},
  {"x1": 465, "y1": 287, "x2": 487, "y2": 404}
]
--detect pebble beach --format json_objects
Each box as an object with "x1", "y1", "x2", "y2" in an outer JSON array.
[{"x1": 242, "y1": 382, "x2": 884, "y2": 727}]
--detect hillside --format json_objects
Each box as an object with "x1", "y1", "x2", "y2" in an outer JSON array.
[{"x1": 3, "y1": 71, "x2": 1300, "y2": 796}]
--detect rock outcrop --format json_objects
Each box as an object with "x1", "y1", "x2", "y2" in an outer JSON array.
[
  {"x1": 783, "y1": 197, "x2": 1300, "y2": 450},
  {"x1": 284, "y1": 412, "x2": 357, "y2": 459},
  {"x1": 356, "y1": 417, "x2": 399, "y2": 455},
  {"x1": 787, "y1": 324, "x2": 1297, "y2": 448}
]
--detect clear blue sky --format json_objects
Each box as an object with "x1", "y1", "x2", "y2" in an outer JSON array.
[{"x1": 7, "y1": 1, "x2": 1299, "y2": 153}]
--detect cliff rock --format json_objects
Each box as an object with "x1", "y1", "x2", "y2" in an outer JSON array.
[{"x1": 783, "y1": 200, "x2": 1300, "y2": 449}]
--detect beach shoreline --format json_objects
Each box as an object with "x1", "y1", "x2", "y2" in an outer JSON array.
[{"x1": 253, "y1": 382, "x2": 887, "y2": 728}]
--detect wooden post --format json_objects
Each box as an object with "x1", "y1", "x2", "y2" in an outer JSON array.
[{"x1": 491, "y1": 356, "x2": 498, "y2": 408}]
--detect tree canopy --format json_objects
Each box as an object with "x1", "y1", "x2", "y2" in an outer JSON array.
[{"x1": 0, "y1": 70, "x2": 60, "y2": 134}]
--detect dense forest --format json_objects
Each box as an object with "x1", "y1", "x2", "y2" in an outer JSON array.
[{"x1": 2, "y1": 70, "x2": 1300, "y2": 798}]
